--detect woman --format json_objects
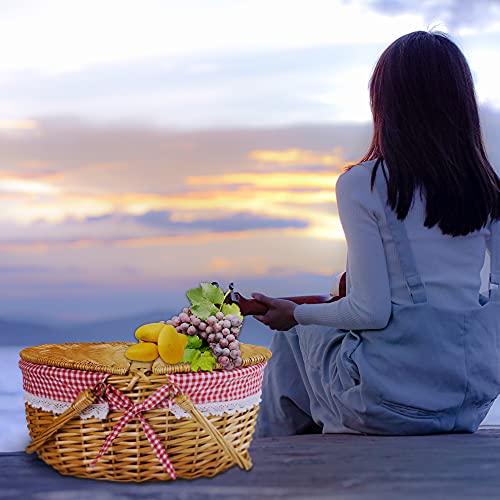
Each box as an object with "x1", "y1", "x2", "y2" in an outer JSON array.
[{"x1": 251, "y1": 30, "x2": 500, "y2": 437}]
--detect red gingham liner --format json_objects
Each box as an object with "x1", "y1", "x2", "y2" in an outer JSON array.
[{"x1": 19, "y1": 359, "x2": 266, "y2": 406}]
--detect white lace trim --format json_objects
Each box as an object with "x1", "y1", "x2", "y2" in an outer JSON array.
[
  {"x1": 168, "y1": 391, "x2": 262, "y2": 418},
  {"x1": 23, "y1": 392, "x2": 109, "y2": 419},
  {"x1": 23, "y1": 390, "x2": 262, "y2": 420}
]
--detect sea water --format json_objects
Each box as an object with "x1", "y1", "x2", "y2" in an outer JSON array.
[
  {"x1": 2, "y1": 345, "x2": 500, "y2": 452},
  {"x1": 0, "y1": 347, "x2": 30, "y2": 452}
]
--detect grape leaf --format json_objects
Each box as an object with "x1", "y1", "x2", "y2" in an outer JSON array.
[
  {"x1": 181, "y1": 348, "x2": 199, "y2": 363},
  {"x1": 200, "y1": 282, "x2": 225, "y2": 305},
  {"x1": 190, "y1": 300, "x2": 218, "y2": 321},
  {"x1": 191, "y1": 350, "x2": 216, "y2": 372},
  {"x1": 186, "y1": 335, "x2": 203, "y2": 349},
  {"x1": 221, "y1": 302, "x2": 243, "y2": 321},
  {"x1": 186, "y1": 286, "x2": 204, "y2": 305},
  {"x1": 186, "y1": 349, "x2": 201, "y2": 366}
]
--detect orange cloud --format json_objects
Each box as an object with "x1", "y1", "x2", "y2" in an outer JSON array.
[
  {"x1": 186, "y1": 170, "x2": 340, "y2": 190},
  {"x1": 0, "y1": 119, "x2": 38, "y2": 130},
  {"x1": 249, "y1": 147, "x2": 344, "y2": 167},
  {"x1": 4, "y1": 183, "x2": 337, "y2": 224}
]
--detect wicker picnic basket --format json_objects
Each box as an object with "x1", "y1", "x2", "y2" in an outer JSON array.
[{"x1": 19, "y1": 341, "x2": 272, "y2": 482}]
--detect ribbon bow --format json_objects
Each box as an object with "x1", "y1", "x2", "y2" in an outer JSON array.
[{"x1": 90, "y1": 382, "x2": 180, "y2": 480}]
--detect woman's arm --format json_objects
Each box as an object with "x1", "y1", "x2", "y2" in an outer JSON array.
[{"x1": 293, "y1": 166, "x2": 392, "y2": 329}]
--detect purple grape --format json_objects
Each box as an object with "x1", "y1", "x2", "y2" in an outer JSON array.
[
  {"x1": 198, "y1": 322, "x2": 207, "y2": 331},
  {"x1": 187, "y1": 325, "x2": 197, "y2": 335},
  {"x1": 230, "y1": 326, "x2": 240, "y2": 334},
  {"x1": 221, "y1": 347, "x2": 230, "y2": 357},
  {"x1": 219, "y1": 338, "x2": 229, "y2": 348},
  {"x1": 226, "y1": 360, "x2": 235, "y2": 370},
  {"x1": 213, "y1": 323, "x2": 222, "y2": 332},
  {"x1": 228, "y1": 341, "x2": 239, "y2": 350},
  {"x1": 207, "y1": 333, "x2": 216, "y2": 343},
  {"x1": 214, "y1": 332, "x2": 223, "y2": 342},
  {"x1": 222, "y1": 319, "x2": 231, "y2": 329},
  {"x1": 234, "y1": 357, "x2": 243, "y2": 367},
  {"x1": 216, "y1": 311, "x2": 224, "y2": 320},
  {"x1": 199, "y1": 331, "x2": 208, "y2": 340},
  {"x1": 230, "y1": 349, "x2": 239, "y2": 359},
  {"x1": 205, "y1": 326, "x2": 213, "y2": 334},
  {"x1": 218, "y1": 355, "x2": 229, "y2": 366},
  {"x1": 226, "y1": 334, "x2": 235, "y2": 343},
  {"x1": 230, "y1": 317, "x2": 240, "y2": 327},
  {"x1": 207, "y1": 316, "x2": 216, "y2": 325},
  {"x1": 213, "y1": 346, "x2": 223, "y2": 356},
  {"x1": 222, "y1": 328, "x2": 230, "y2": 336}
]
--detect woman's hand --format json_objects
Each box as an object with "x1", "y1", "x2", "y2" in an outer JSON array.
[{"x1": 251, "y1": 292, "x2": 298, "y2": 331}]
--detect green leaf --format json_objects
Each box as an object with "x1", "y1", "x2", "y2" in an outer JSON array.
[
  {"x1": 190, "y1": 300, "x2": 218, "y2": 321},
  {"x1": 191, "y1": 350, "x2": 216, "y2": 372},
  {"x1": 186, "y1": 286, "x2": 204, "y2": 306},
  {"x1": 221, "y1": 302, "x2": 243, "y2": 321},
  {"x1": 186, "y1": 349, "x2": 201, "y2": 367},
  {"x1": 200, "y1": 282, "x2": 225, "y2": 305},
  {"x1": 181, "y1": 348, "x2": 198, "y2": 363},
  {"x1": 186, "y1": 335, "x2": 203, "y2": 349}
]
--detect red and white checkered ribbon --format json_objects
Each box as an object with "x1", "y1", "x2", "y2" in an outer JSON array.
[{"x1": 90, "y1": 383, "x2": 180, "y2": 480}]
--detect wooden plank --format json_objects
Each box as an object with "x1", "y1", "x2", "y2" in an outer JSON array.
[{"x1": 2, "y1": 428, "x2": 500, "y2": 499}]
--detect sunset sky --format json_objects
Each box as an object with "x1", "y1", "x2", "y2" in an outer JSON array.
[{"x1": 2, "y1": 0, "x2": 500, "y2": 322}]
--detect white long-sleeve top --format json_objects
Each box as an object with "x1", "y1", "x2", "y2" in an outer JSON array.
[{"x1": 293, "y1": 159, "x2": 494, "y2": 329}]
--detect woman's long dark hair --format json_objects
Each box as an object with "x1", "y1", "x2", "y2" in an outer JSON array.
[{"x1": 345, "y1": 30, "x2": 500, "y2": 236}]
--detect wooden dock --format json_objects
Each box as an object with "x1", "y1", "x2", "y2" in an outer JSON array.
[{"x1": 2, "y1": 427, "x2": 500, "y2": 499}]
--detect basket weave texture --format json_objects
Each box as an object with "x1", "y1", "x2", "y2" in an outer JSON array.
[{"x1": 20, "y1": 341, "x2": 272, "y2": 481}]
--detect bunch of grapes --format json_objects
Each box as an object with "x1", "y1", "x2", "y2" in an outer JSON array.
[{"x1": 166, "y1": 308, "x2": 243, "y2": 370}]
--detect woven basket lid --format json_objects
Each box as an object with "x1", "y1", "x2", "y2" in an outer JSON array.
[{"x1": 19, "y1": 341, "x2": 272, "y2": 375}]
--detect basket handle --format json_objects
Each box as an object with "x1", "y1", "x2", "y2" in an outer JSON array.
[
  {"x1": 173, "y1": 391, "x2": 253, "y2": 470},
  {"x1": 25, "y1": 386, "x2": 99, "y2": 454}
]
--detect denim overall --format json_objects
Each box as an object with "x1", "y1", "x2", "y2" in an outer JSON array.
[{"x1": 255, "y1": 160, "x2": 500, "y2": 436}]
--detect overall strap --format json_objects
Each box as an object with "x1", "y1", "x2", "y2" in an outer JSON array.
[
  {"x1": 489, "y1": 216, "x2": 500, "y2": 302},
  {"x1": 373, "y1": 158, "x2": 428, "y2": 304}
]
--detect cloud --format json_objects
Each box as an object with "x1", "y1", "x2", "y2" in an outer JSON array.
[
  {"x1": 0, "y1": 117, "x2": 359, "y2": 241},
  {"x1": 38, "y1": 210, "x2": 309, "y2": 242},
  {"x1": 133, "y1": 210, "x2": 308, "y2": 232},
  {"x1": 0, "y1": 116, "x2": 369, "y2": 190},
  {"x1": 2, "y1": 108, "x2": 498, "y2": 321},
  {"x1": 0, "y1": 38, "x2": 385, "y2": 127},
  {"x1": 349, "y1": 0, "x2": 500, "y2": 30}
]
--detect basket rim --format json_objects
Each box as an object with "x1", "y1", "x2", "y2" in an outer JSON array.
[{"x1": 19, "y1": 341, "x2": 272, "y2": 375}]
